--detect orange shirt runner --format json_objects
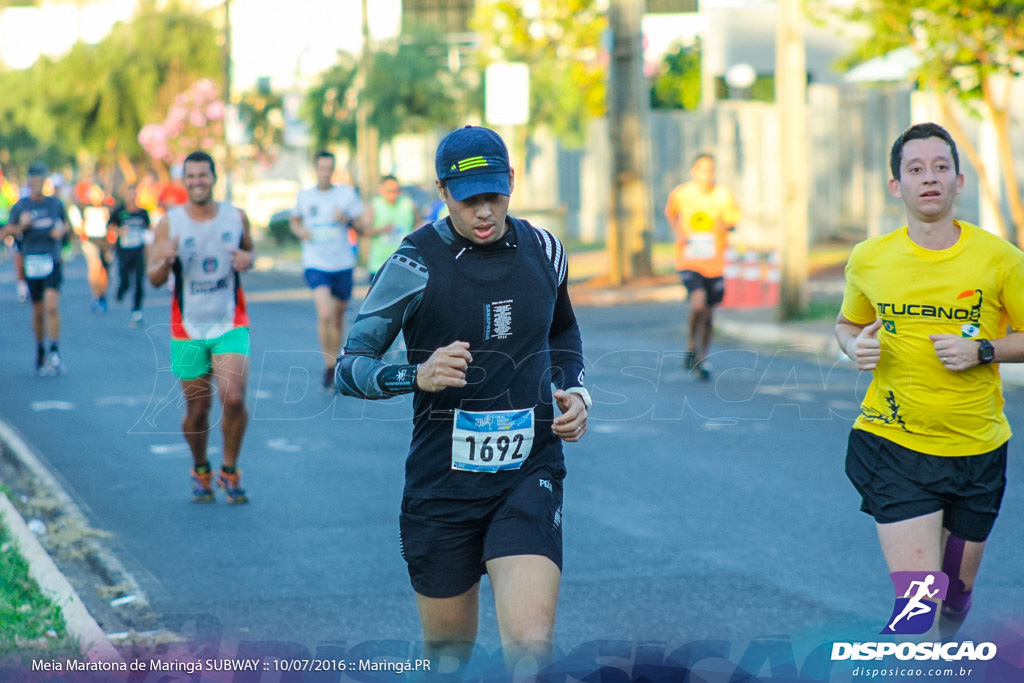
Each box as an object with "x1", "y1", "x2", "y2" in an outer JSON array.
[{"x1": 665, "y1": 181, "x2": 740, "y2": 277}]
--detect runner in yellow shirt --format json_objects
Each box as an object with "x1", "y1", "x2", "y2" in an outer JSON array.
[
  {"x1": 836, "y1": 122, "x2": 1024, "y2": 638},
  {"x1": 665, "y1": 153, "x2": 739, "y2": 380}
]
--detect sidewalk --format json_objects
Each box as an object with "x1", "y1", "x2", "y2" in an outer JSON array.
[{"x1": 569, "y1": 271, "x2": 843, "y2": 356}]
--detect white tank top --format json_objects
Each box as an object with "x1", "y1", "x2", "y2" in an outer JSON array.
[{"x1": 168, "y1": 203, "x2": 247, "y2": 340}]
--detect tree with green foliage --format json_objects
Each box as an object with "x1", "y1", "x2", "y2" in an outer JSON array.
[
  {"x1": 99, "y1": 1, "x2": 223, "y2": 142},
  {"x1": 363, "y1": 35, "x2": 465, "y2": 142},
  {"x1": 0, "y1": 69, "x2": 64, "y2": 171},
  {"x1": 650, "y1": 39, "x2": 701, "y2": 110},
  {"x1": 302, "y1": 53, "x2": 360, "y2": 153},
  {"x1": 0, "y1": 0, "x2": 222, "y2": 172},
  {"x1": 471, "y1": 0, "x2": 607, "y2": 147},
  {"x1": 236, "y1": 87, "x2": 286, "y2": 169},
  {"x1": 303, "y1": 31, "x2": 464, "y2": 153},
  {"x1": 822, "y1": 0, "x2": 1024, "y2": 244}
]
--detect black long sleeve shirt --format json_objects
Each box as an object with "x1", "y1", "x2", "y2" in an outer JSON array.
[{"x1": 336, "y1": 217, "x2": 585, "y2": 399}]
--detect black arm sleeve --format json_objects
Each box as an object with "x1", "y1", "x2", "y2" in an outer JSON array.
[{"x1": 336, "y1": 245, "x2": 427, "y2": 399}]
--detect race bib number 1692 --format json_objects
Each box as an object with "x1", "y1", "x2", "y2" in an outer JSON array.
[{"x1": 451, "y1": 407, "x2": 534, "y2": 473}]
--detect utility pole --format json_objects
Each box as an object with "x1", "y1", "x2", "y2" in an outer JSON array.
[
  {"x1": 607, "y1": 0, "x2": 654, "y2": 285},
  {"x1": 355, "y1": 0, "x2": 380, "y2": 200},
  {"x1": 775, "y1": 0, "x2": 808, "y2": 320},
  {"x1": 222, "y1": 0, "x2": 233, "y2": 201}
]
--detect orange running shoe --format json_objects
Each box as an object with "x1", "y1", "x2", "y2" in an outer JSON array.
[
  {"x1": 217, "y1": 468, "x2": 248, "y2": 504},
  {"x1": 191, "y1": 466, "x2": 214, "y2": 503}
]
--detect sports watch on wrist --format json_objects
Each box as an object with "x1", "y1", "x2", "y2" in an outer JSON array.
[
  {"x1": 564, "y1": 386, "x2": 593, "y2": 410},
  {"x1": 977, "y1": 339, "x2": 995, "y2": 365}
]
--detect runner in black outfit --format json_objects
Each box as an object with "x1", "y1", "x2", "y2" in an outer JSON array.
[
  {"x1": 109, "y1": 183, "x2": 152, "y2": 326},
  {"x1": 3, "y1": 161, "x2": 69, "y2": 375},
  {"x1": 337, "y1": 126, "x2": 591, "y2": 676}
]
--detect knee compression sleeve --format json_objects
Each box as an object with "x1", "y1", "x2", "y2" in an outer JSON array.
[{"x1": 942, "y1": 534, "x2": 972, "y2": 613}]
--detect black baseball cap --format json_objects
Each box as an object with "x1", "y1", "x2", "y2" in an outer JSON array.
[
  {"x1": 435, "y1": 125, "x2": 511, "y2": 201},
  {"x1": 27, "y1": 161, "x2": 49, "y2": 177}
]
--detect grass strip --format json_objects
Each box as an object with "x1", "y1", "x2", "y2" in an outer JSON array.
[{"x1": 0, "y1": 507, "x2": 78, "y2": 663}]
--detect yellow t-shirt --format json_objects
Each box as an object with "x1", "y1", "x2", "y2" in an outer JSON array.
[
  {"x1": 665, "y1": 182, "x2": 740, "y2": 277},
  {"x1": 842, "y1": 221, "x2": 1024, "y2": 455}
]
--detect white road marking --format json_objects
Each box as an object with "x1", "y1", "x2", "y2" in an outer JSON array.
[
  {"x1": 149, "y1": 444, "x2": 220, "y2": 456},
  {"x1": 267, "y1": 438, "x2": 302, "y2": 453},
  {"x1": 95, "y1": 395, "x2": 149, "y2": 407},
  {"x1": 30, "y1": 401, "x2": 75, "y2": 411}
]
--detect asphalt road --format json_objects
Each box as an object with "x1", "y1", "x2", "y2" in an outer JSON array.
[{"x1": 1, "y1": 253, "x2": 1023, "y2": 681}]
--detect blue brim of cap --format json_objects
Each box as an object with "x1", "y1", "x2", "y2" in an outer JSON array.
[{"x1": 446, "y1": 172, "x2": 510, "y2": 202}]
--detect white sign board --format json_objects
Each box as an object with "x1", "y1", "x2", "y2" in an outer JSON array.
[{"x1": 485, "y1": 62, "x2": 530, "y2": 126}]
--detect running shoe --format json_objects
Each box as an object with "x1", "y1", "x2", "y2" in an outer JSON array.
[
  {"x1": 322, "y1": 366, "x2": 336, "y2": 393},
  {"x1": 35, "y1": 348, "x2": 46, "y2": 376},
  {"x1": 681, "y1": 351, "x2": 695, "y2": 371},
  {"x1": 191, "y1": 467, "x2": 214, "y2": 503},
  {"x1": 46, "y1": 351, "x2": 63, "y2": 376},
  {"x1": 217, "y1": 468, "x2": 248, "y2": 504},
  {"x1": 16, "y1": 280, "x2": 29, "y2": 303},
  {"x1": 130, "y1": 310, "x2": 143, "y2": 327},
  {"x1": 695, "y1": 360, "x2": 712, "y2": 382}
]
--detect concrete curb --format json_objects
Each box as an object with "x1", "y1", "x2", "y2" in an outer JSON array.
[
  {"x1": 0, "y1": 493, "x2": 122, "y2": 663},
  {"x1": 0, "y1": 419, "x2": 143, "y2": 663}
]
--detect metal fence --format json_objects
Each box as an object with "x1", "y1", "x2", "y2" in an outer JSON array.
[{"x1": 515, "y1": 83, "x2": 996, "y2": 250}]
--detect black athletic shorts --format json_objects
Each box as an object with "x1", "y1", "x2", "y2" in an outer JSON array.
[
  {"x1": 679, "y1": 270, "x2": 725, "y2": 307},
  {"x1": 26, "y1": 262, "x2": 63, "y2": 303},
  {"x1": 845, "y1": 429, "x2": 1007, "y2": 542},
  {"x1": 399, "y1": 466, "x2": 565, "y2": 599}
]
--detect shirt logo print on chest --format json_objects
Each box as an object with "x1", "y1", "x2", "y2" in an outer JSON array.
[
  {"x1": 875, "y1": 289, "x2": 982, "y2": 324},
  {"x1": 483, "y1": 299, "x2": 513, "y2": 341}
]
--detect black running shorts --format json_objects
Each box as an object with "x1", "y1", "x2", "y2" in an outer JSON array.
[
  {"x1": 398, "y1": 466, "x2": 565, "y2": 599},
  {"x1": 26, "y1": 262, "x2": 63, "y2": 303},
  {"x1": 679, "y1": 270, "x2": 725, "y2": 307},
  {"x1": 845, "y1": 429, "x2": 1007, "y2": 542}
]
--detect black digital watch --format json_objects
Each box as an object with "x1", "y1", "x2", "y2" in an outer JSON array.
[{"x1": 977, "y1": 339, "x2": 995, "y2": 365}]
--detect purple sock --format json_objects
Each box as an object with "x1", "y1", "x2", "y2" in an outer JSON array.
[{"x1": 942, "y1": 534, "x2": 973, "y2": 614}]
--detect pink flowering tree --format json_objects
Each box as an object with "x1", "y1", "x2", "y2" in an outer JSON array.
[{"x1": 138, "y1": 78, "x2": 225, "y2": 170}]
